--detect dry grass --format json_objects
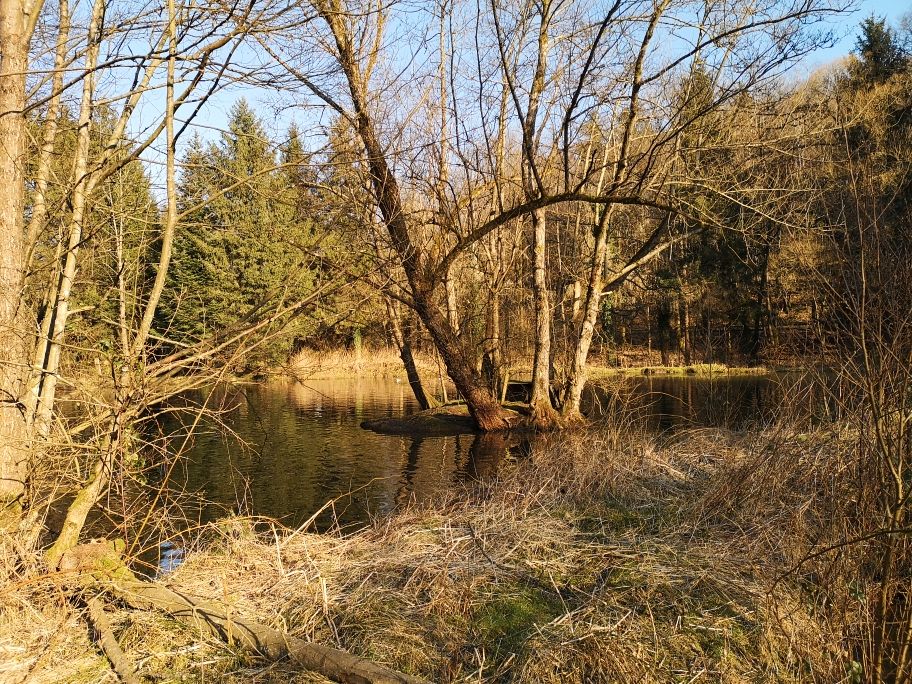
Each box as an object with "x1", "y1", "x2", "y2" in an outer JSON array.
[
  {"x1": 286, "y1": 346, "x2": 773, "y2": 384},
  {"x1": 286, "y1": 347, "x2": 441, "y2": 380},
  {"x1": 1, "y1": 425, "x2": 870, "y2": 683}
]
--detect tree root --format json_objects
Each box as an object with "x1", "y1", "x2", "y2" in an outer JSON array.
[{"x1": 60, "y1": 538, "x2": 428, "y2": 683}]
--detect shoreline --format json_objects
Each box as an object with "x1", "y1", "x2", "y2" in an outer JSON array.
[
  {"x1": 3, "y1": 426, "x2": 857, "y2": 682},
  {"x1": 285, "y1": 346, "x2": 796, "y2": 382}
]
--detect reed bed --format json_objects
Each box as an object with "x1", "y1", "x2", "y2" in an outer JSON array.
[
  {"x1": 1, "y1": 425, "x2": 869, "y2": 683},
  {"x1": 286, "y1": 347, "x2": 441, "y2": 380}
]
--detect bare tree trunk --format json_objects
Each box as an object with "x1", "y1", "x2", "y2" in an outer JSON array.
[
  {"x1": 24, "y1": 0, "x2": 70, "y2": 422},
  {"x1": 561, "y1": 212, "x2": 610, "y2": 419},
  {"x1": 529, "y1": 207, "x2": 559, "y2": 427},
  {"x1": 703, "y1": 304, "x2": 713, "y2": 363},
  {"x1": 23, "y1": 0, "x2": 68, "y2": 262},
  {"x1": 647, "y1": 303, "x2": 653, "y2": 359},
  {"x1": 320, "y1": 5, "x2": 511, "y2": 431},
  {"x1": 45, "y1": 425, "x2": 116, "y2": 568},
  {"x1": 48, "y1": 0, "x2": 175, "y2": 558},
  {"x1": 559, "y1": 2, "x2": 668, "y2": 418},
  {"x1": 0, "y1": 0, "x2": 44, "y2": 517},
  {"x1": 678, "y1": 295, "x2": 690, "y2": 365},
  {"x1": 560, "y1": 142, "x2": 611, "y2": 419},
  {"x1": 112, "y1": 573, "x2": 429, "y2": 684},
  {"x1": 481, "y1": 289, "x2": 502, "y2": 394},
  {"x1": 444, "y1": 272, "x2": 459, "y2": 336},
  {"x1": 385, "y1": 298, "x2": 437, "y2": 410},
  {"x1": 33, "y1": 0, "x2": 104, "y2": 438},
  {"x1": 512, "y1": 0, "x2": 559, "y2": 428}
]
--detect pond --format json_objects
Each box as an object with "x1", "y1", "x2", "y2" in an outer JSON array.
[{"x1": 159, "y1": 373, "x2": 811, "y2": 538}]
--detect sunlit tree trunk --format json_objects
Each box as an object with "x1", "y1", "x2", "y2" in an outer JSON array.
[
  {"x1": 33, "y1": 0, "x2": 104, "y2": 438},
  {"x1": 520, "y1": 0, "x2": 560, "y2": 428},
  {"x1": 23, "y1": 0, "x2": 69, "y2": 428},
  {"x1": 561, "y1": 210, "x2": 610, "y2": 418},
  {"x1": 23, "y1": 0, "x2": 68, "y2": 263},
  {"x1": 0, "y1": 0, "x2": 44, "y2": 518},
  {"x1": 444, "y1": 273, "x2": 459, "y2": 336},
  {"x1": 529, "y1": 207, "x2": 558, "y2": 426},
  {"x1": 560, "y1": 140, "x2": 611, "y2": 419},
  {"x1": 559, "y1": 0, "x2": 669, "y2": 420},
  {"x1": 47, "y1": 0, "x2": 176, "y2": 565}
]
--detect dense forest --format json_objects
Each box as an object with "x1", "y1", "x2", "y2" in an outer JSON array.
[{"x1": 1, "y1": 0, "x2": 912, "y2": 681}]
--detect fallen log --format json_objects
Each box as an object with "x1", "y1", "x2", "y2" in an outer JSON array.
[
  {"x1": 86, "y1": 595, "x2": 145, "y2": 684},
  {"x1": 108, "y1": 576, "x2": 428, "y2": 684},
  {"x1": 60, "y1": 540, "x2": 429, "y2": 684}
]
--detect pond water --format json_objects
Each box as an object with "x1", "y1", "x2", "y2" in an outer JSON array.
[{"x1": 159, "y1": 374, "x2": 809, "y2": 536}]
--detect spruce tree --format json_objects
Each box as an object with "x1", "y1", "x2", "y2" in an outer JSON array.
[
  {"x1": 851, "y1": 16, "x2": 909, "y2": 86},
  {"x1": 161, "y1": 101, "x2": 321, "y2": 371}
]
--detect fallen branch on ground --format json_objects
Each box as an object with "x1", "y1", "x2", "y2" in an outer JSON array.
[
  {"x1": 107, "y1": 574, "x2": 428, "y2": 684},
  {"x1": 86, "y1": 595, "x2": 145, "y2": 684},
  {"x1": 62, "y1": 540, "x2": 428, "y2": 684}
]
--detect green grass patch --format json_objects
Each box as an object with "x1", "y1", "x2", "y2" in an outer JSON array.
[{"x1": 473, "y1": 583, "x2": 566, "y2": 657}]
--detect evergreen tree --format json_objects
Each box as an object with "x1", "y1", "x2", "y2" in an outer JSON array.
[
  {"x1": 160, "y1": 101, "x2": 322, "y2": 371},
  {"x1": 851, "y1": 16, "x2": 909, "y2": 86}
]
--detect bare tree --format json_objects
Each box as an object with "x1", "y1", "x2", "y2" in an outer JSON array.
[{"x1": 0, "y1": 0, "x2": 47, "y2": 520}]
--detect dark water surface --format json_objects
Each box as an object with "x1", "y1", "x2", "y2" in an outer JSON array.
[{"x1": 160, "y1": 374, "x2": 804, "y2": 534}]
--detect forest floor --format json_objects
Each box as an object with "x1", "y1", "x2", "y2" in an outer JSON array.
[{"x1": 2, "y1": 424, "x2": 860, "y2": 683}]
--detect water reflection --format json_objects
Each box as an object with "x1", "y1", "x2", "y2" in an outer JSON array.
[
  {"x1": 166, "y1": 380, "x2": 529, "y2": 531},
  {"x1": 163, "y1": 375, "x2": 798, "y2": 535},
  {"x1": 584, "y1": 375, "x2": 785, "y2": 431}
]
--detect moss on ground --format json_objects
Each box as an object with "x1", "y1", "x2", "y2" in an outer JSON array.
[{"x1": 472, "y1": 583, "x2": 567, "y2": 659}]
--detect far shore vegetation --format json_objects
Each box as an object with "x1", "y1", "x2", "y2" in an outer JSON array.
[{"x1": 286, "y1": 346, "x2": 778, "y2": 383}]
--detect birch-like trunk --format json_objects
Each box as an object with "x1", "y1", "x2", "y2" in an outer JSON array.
[
  {"x1": 444, "y1": 272, "x2": 459, "y2": 335},
  {"x1": 521, "y1": 0, "x2": 560, "y2": 428},
  {"x1": 23, "y1": 0, "x2": 68, "y2": 263},
  {"x1": 529, "y1": 206, "x2": 559, "y2": 426},
  {"x1": 559, "y1": 1, "x2": 669, "y2": 419},
  {"x1": 561, "y1": 212, "x2": 610, "y2": 418},
  {"x1": 48, "y1": 0, "x2": 177, "y2": 560},
  {"x1": 33, "y1": 0, "x2": 104, "y2": 438}
]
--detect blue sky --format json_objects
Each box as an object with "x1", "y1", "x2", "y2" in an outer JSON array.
[
  {"x1": 804, "y1": 0, "x2": 910, "y2": 72},
  {"x1": 137, "y1": 0, "x2": 911, "y2": 192},
  {"x1": 217, "y1": 1, "x2": 912, "y2": 137}
]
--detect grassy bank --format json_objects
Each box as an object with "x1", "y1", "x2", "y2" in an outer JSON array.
[
  {"x1": 586, "y1": 362, "x2": 773, "y2": 378},
  {"x1": 2, "y1": 425, "x2": 869, "y2": 683},
  {"x1": 286, "y1": 347, "x2": 442, "y2": 380},
  {"x1": 286, "y1": 346, "x2": 778, "y2": 382}
]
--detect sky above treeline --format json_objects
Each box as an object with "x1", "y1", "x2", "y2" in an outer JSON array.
[
  {"x1": 205, "y1": 0, "x2": 912, "y2": 141},
  {"x1": 132, "y1": 0, "x2": 910, "y2": 195},
  {"x1": 805, "y1": 0, "x2": 909, "y2": 70}
]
